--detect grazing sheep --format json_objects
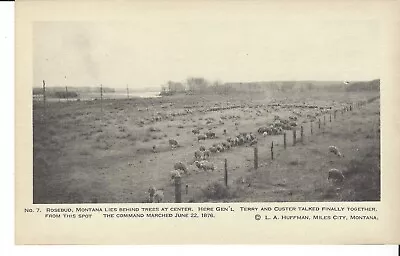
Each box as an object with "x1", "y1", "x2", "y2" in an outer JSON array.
[
  {"x1": 328, "y1": 168, "x2": 345, "y2": 183},
  {"x1": 194, "y1": 160, "x2": 215, "y2": 171},
  {"x1": 174, "y1": 162, "x2": 188, "y2": 174},
  {"x1": 230, "y1": 137, "x2": 237, "y2": 146},
  {"x1": 328, "y1": 145, "x2": 343, "y2": 157},
  {"x1": 209, "y1": 146, "x2": 218, "y2": 153},
  {"x1": 192, "y1": 128, "x2": 200, "y2": 135},
  {"x1": 198, "y1": 134, "x2": 207, "y2": 141},
  {"x1": 152, "y1": 145, "x2": 157, "y2": 153},
  {"x1": 169, "y1": 139, "x2": 179, "y2": 148},
  {"x1": 258, "y1": 126, "x2": 268, "y2": 134},
  {"x1": 203, "y1": 150, "x2": 211, "y2": 159},
  {"x1": 223, "y1": 129, "x2": 227, "y2": 135},
  {"x1": 148, "y1": 186, "x2": 164, "y2": 203},
  {"x1": 237, "y1": 135, "x2": 245, "y2": 145},
  {"x1": 249, "y1": 139, "x2": 258, "y2": 146},
  {"x1": 205, "y1": 131, "x2": 216, "y2": 139},
  {"x1": 194, "y1": 150, "x2": 203, "y2": 160},
  {"x1": 245, "y1": 134, "x2": 252, "y2": 142},
  {"x1": 216, "y1": 144, "x2": 224, "y2": 152},
  {"x1": 199, "y1": 146, "x2": 206, "y2": 152},
  {"x1": 222, "y1": 142, "x2": 231, "y2": 150},
  {"x1": 170, "y1": 169, "x2": 182, "y2": 182}
]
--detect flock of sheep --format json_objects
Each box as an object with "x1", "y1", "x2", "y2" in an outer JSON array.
[{"x1": 144, "y1": 100, "x2": 369, "y2": 203}]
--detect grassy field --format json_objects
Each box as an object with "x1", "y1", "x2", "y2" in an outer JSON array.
[{"x1": 33, "y1": 90, "x2": 380, "y2": 203}]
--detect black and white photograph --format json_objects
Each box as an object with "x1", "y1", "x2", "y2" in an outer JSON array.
[{"x1": 32, "y1": 17, "x2": 381, "y2": 204}]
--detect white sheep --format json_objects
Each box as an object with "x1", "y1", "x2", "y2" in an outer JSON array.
[
  {"x1": 169, "y1": 139, "x2": 179, "y2": 148},
  {"x1": 148, "y1": 186, "x2": 164, "y2": 203},
  {"x1": 194, "y1": 150, "x2": 203, "y2": 160},
  {"x1": 203, "y1": 150, "x2": 211, "y2": 159},
  {"x1": 170, "y1": 169, "x2": 182, "y2": 183},
  {"x1": 328, "y1": 168, "x2": 345, "y2": 183},
  {"x1": 174, "y1": 162, "x2": 188, "y2": 174},
  {"x1": 328, "y1": 145, "x2": 343, "y2": 157},
  {"x1": 209, "y1": 146, "x2": 218, "y2": 153},
  {"x1": 194, "y1": 160, "x2": 215, "y2": 172},
  {"x1": 198, "y1": 134, "x2": 207, "y2": 141}
]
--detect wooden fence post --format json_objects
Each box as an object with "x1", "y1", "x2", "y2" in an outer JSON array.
[
  {"x1": 224, "y1": 159, "x2": 228, "y2": 187},
  {"x1": 254, "y1": 147, "x2": 258, "y2": 169},
  {"x1": 311, "y1": 121, "x2": 313, "y2": 134},
  {"x1": 318, "y1": 118, "x2": 321, "y2": 129},
  {"x1": 175, "y1": 176, "x2": 182, "y2": 203},
  {"x1": 185, "y1": 184, "x2": 188, "y2": 195},
  {"x1": 283, "y1": 132, "x2": 287, "y2": 149},
  {"x1": 334, "y1": 110, "x2": 336, "y2": 119},
  {"x1": 65, "y1": 86, "x2": 69, "y2": 102},
  {"x1": 324, "y1": 115, "x2": 326, "y2": 126},
  {"x1": 271, "y1": 141, "x2": 274, "y2": 160},
  {"x1": 293, "y1": 129, "x2": 296, "y2": 146},
  {"x1": 300, "y1": 125, "x2": 304, "y2": 143},
  {"x1": 329, "y1": 113, "x2": 332, "y2": 122}
]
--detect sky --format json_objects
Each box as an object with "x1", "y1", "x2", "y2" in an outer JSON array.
[{"x1": 33, "y1": 18, "x2": 380, "y2": 89}]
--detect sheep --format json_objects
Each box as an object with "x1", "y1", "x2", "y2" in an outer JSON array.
[
  {"x1": 197, "y1": 134, "x2": 207, "y2": 141},
  {"x1": 194, "y1": 150, "x2": 203, "y2": 160},
  {"x1": 148, "y1": 186, "x2": 164, "y2": 203},
  {"x1": 263, "y1": 131, "x2": 268, "y2": 136},
  {"x1": 328, "y1": 145, "x2": 343, "y2": 157},
  {"x1": 258, "y1": 126, "x2": 268, "y2": 134},
  {"x1": 237, "y1": 135, "x2": 245, "y2": 145},
  {"x1": 230, "y1": 138, "x2": 238, "y2": 147},
  {"x1": 169, "y1": 139, "x2": 179, "y2": 148},
  {"x1": 221, "y1": 142, "x2": 231, "y2": 150},
  {"x1": 192, "y1": 128, "x2": 200, "y2": 135},
  {"x1": 170, "y1": 169, "x2": 182, "y2": 182},
  {"x1": 174, "y1": 162, "x2": 188, "y2": 174},
  {"x1": 199, "y1": 145, "x2": 206, "y2": 152},
  {"x1": 245, "y1": 134, "x2": 252, "y2": 142},
  {"x1": 194, "y1": 160, "x2": 215, "y2": 172},
  {"x1": 203, "y1": 150, "x2": 211, "y2": 159},
  {"x1": 328, "y1": 168, "x2": 345, "y2": 183},
  {"x1": 209, "y1": 146, "x2": 218, "y2": 153},
  {"x1": 249, "y1": 138, "x2": 258, "y2": 146},
  {"x1": 205, "y1": 131, "x2": 216, "y2": 139}
]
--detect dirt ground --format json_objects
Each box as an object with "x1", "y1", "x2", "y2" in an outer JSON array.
[{"x1": 32, "y1": 90, "x2": 380, "y2": 203}]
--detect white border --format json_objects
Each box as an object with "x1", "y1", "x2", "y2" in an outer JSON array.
[{"x1": 2, "y1": 1, "x2": 399, "y2": 255}]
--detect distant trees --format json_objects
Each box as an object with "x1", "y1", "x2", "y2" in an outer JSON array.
[
  {"x1": 167, "y1": 81, "x2": 185, "y2": 93},
  {"x1": 186, "y1": 77, "x2": 209, "y2": 93},
  {"x1": 345, "y1": 79, "x2": 380, "y2": 92}
]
